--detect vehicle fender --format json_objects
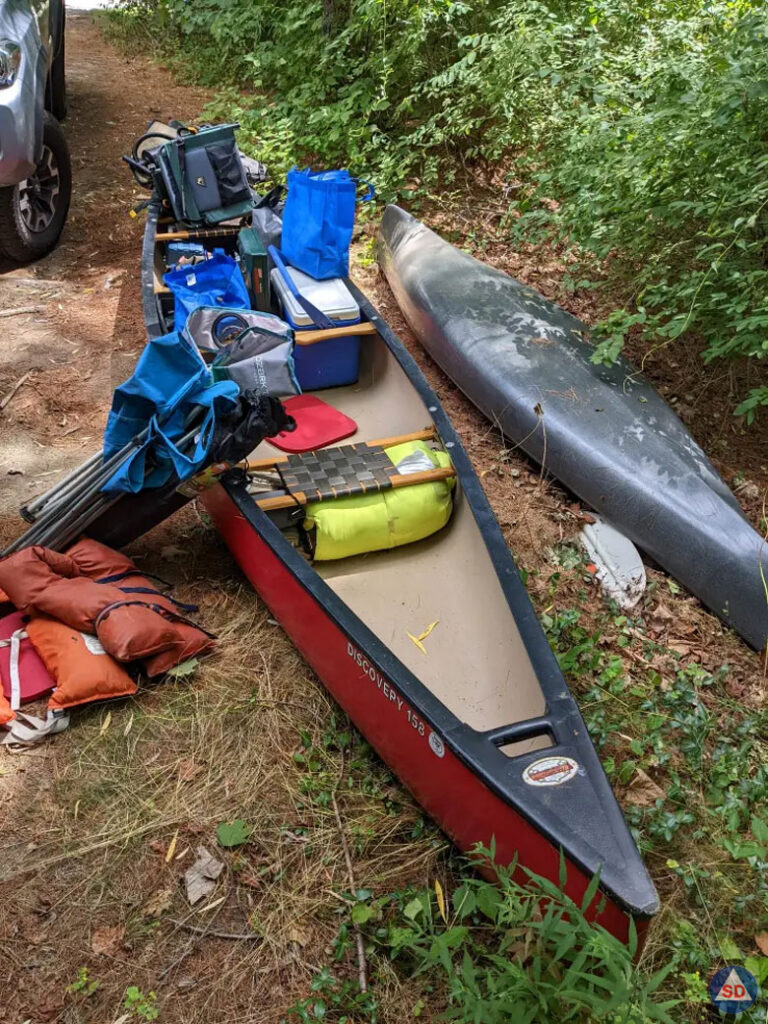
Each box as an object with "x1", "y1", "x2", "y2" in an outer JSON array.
[{"x1": 0, "y1": 1, "x2": 48, "y2": 183}]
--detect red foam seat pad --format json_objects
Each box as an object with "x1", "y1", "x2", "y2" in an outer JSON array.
[
  {"x1": 267, "y1": 395, "x2": 357, "y2": 453},
  {"x1": 0, "y1": 610, "x2": 54, "y2": 704}
]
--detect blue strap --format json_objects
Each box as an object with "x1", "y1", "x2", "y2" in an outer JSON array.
[
  {"x1": 268, "y1": 246, "x2": 336, "y2": 330},
  {"x1": 354, "y1": 178, "x2": 375, "y2": 202}
]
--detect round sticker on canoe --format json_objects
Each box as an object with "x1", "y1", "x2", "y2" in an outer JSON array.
[
  {"x1": 428, "y1": 731, "x2": 445, "y2": 758},
  {"x1": 523, "y1": 756, "x2": 579, "y2": 787}
]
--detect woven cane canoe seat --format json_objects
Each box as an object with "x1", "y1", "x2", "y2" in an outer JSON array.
[{"x1": 277, "y1": 443, "x2": 396, "y2": 502}]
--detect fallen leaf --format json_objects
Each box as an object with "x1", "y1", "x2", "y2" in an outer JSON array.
[
  {"x1": 185, "y1": 846, "x2": 224, "y2": 905},
  {"x1": 165, "y1": 829, "x2": 179, "y2": 863},
  {"x1": 288, "y1": 924, "x2": 309, "y2": 947},
  {"x1": 434, "y1": 880, "x2": 447, "y2": 923},
  {"x1": 142, "y1": 888, "x2": 174, "y2": 919},
  {"x1": 726, "y1": 679, "x2": 747, "y2": 700},
  {"x1": 407, "y1": 632, "x2": 427, "y2": 655},
  {"x1": 650, "y1": 604, "x2": 674, "y2": 627},
  {"x1": 624, "y1": 769, "x2": 665, "y2": 807},
  {"x1": 216, "y1": 819, "x2": 252, "y2": 848},
  {"x1": 756, "y1": 933, "x2": 768, "y2": 956},
  {"x1": 91, "y1": 924, "x2": 125, "y2": 957},
  {"x1": 416, "y1": 620, "x2": 439, "y2": 643},
  {"x1": 167, "y1": 658, "x2": 200, "y2": 679},
  {"x1": 99, "y1": 711, "x2": 112, "y2": 736},
  {"x1": 669, "y1": 642, "x2": 691, "y2": 656},
  {"x1": 123, "y1": 712, "x2": 134, "y2": 737},
  {"x1": 199, "y1": 894, "x2": 227, "y2": 913}
]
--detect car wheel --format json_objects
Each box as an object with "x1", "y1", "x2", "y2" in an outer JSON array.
[
  {"x1": 0, "y1": 113, "x2": 72, "y2": 264},
  {"x1": 46, "y1": 0, "x2": 67, "y2": 121}
]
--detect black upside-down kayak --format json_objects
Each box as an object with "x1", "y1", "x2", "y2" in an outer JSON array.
[
  {"x1": 132, "y1": 205, "x2": 659, "y2": 943},
  {"x1": 378, "y1": 204, "x2": 768, "y2": 650}
]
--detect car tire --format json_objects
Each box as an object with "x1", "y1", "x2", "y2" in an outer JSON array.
[
  {"x1": 46, "y1": 0, "x2": 66, "y2": 121},
  {"x1": 0, "y1": 113, "x2": 72, "y2": 264}
]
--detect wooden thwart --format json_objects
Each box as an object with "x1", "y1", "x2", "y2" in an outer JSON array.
[
  {"x1": 295, "y1": 322, "x2": 377, "y2": 346},
  {"x1": 247, "y1": 427, "x2": 436, "y2": 471},
  {"x1": 248, "y1": 426, "x2": 450, "y2": 513},
  {"x1": 255, "y1": 465, "x2": 455, "y2": 513}
]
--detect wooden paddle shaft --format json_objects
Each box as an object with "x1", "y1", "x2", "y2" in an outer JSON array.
[
  {"x1": 255, "y1": 465, "x2": 455, "y2": 512},
  {"x1": 246, "y1": 426, "x2": 437, "y2": 471}
]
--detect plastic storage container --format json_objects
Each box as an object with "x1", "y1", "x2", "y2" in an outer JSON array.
[{"x1": 271, "y1": 264, "x2": 361, "y2": 390}]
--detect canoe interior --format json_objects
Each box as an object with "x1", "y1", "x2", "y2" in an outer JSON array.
[
  {"x1": 253, "y1": 332, "x2": 550, "y2": 746},
  {"x1": 150, "y1": 219, "x2": 549, "y2": 750}
]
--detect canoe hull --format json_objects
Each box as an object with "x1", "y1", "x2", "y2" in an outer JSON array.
[
  {"x1": 204, "y1": 478, "x2": 644, "y2": 944},
  {"x1": 378, "y1": 205, "x2": 768, "y2": 649}
]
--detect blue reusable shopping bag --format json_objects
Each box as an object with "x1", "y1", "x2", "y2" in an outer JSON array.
[
  {"x1": 164, "y1": 249, "x2": 250, "y2": 331},
  {"x1": 281, "y1": 168, "x2": 375, "y2": 280}
]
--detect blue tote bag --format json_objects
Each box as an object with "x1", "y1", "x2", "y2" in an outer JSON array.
[
  {"x1": 282, "y1": 168, "x2": 374, "y2": 280},
  {"x1": 164, "y1": 249, "x2": 250, "y2": 331}
]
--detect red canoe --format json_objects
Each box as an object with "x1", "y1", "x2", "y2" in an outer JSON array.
[
  {"x1": 127, "y1": 203, "x2": 658, "y2": 942},
  {"x1": 195, "y1": 280, "x2": 659, "y2": 944}
]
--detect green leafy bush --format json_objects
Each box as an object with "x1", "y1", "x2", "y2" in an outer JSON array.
[
  {"x1": 385, "y1": 848, "x2": 677, "y2": 1023},
  {"x1": 284, "y1": 845, "x2": 678, "y2": 1023},
  {"x1": 106, "y1": 0, "x2": 768, "y2": 409}
]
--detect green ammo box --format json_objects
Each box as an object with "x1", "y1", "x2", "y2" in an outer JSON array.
[{"x1": 237, "y1": 227, "x2": 270, "y2": 311}]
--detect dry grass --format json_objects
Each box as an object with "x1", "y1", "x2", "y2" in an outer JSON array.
[
  {"x1": 2, "y1": 16, "x2": 768, "y2": 1023},
  {"x1": 0, "y1": 517, "x2": 450, "y2": 1023}
]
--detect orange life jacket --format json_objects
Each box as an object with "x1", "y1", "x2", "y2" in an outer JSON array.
[
  {"x1": 27, "y1": 615, "x2": 138, "y2": 712},
  {"x1": 0, "y1": 540, "x2": 214, "y2": 676},
  {"x1": 0, "y1": 540, "x2": 214, "y2": 746}
]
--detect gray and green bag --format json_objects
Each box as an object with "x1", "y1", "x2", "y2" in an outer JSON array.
[
  {"x1": 184, "y1": 306, "x2": 300, "y2": 399},
  {"x1": 156, "y1": 123, "x2": 254, "y2": 225}
]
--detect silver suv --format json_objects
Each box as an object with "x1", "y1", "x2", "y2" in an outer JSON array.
[{"x1": 0, "y1": 0, "x2": 70, "y2": 263}]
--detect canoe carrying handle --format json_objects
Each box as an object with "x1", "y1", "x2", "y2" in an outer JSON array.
[{"x1": 483, "y1": 716, "x2": 556, "y2": 747}]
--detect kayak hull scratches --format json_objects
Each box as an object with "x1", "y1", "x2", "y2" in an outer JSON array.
[{"x1": 378, "y1": 205, "x2": 767, "y2": 649}]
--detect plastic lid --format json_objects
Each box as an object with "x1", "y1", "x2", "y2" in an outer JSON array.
[{"x1": 271, "y1": 266, "x2": 360, "y2": 327}]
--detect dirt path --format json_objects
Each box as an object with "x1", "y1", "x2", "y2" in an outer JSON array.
[
  {"x1": 0, "y1": 12, "x2": 766, "y2": 1024},
  {"x1": 0, "y1": 13, "x2": 212, "y2": 536}
]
